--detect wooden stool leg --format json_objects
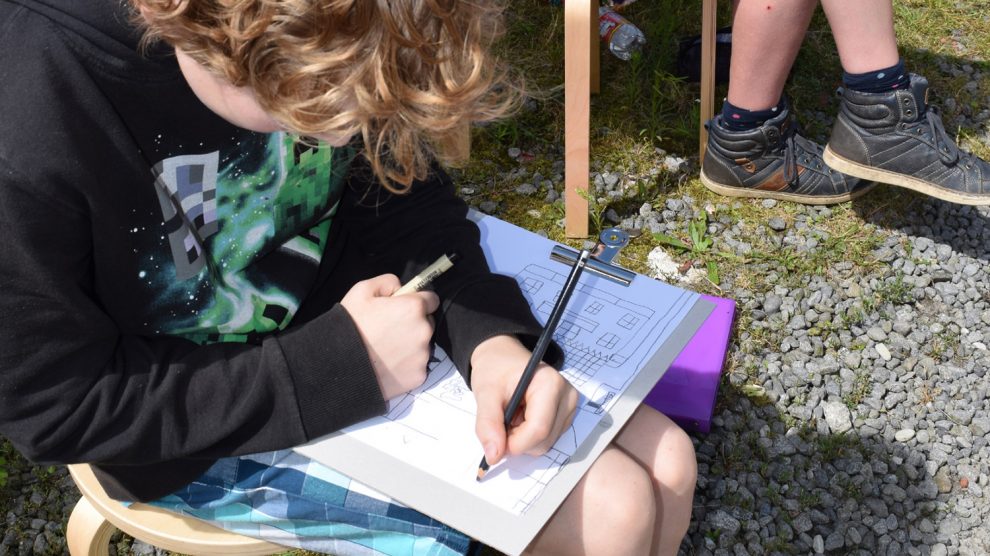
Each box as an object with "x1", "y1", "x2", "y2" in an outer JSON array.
[
  {"x1": 67, "y1": 496, "x2": 117, "y2": 556},
  {"x1": 699, "y1": 0, "x2": 718, "y2": 160},
  {"x1": 564, "y1": 0, "x2": 593, "y2": 238}
]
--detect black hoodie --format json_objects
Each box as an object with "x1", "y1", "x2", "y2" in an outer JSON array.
[{"x1": 0, "y1": 0, "x2": 559, "y2": 501}]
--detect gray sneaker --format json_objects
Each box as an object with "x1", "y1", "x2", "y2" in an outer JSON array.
[
  {"x1": 701, "y1": 104, "x2": 875, "y2": 205},
  {"x1": 824, "y1": 74, "x2": 990, "y2": 205}
]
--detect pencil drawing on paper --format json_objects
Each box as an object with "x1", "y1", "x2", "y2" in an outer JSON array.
[
  {"x1": 324, "y1": 252, "x2": 697, "y2": 515},
  {"x1": 292, "y1": 213, "x2": 707, "y2": 555}
]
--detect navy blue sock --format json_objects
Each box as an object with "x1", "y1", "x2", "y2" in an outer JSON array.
[
  {"x1": 719, "y1": 98, "x2": 786, "y2": 132},
  {"x1": 843, "y1": 60, "x2": 910, "y2": 93}
]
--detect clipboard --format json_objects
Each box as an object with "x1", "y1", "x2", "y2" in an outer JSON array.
[{"x1": 295, "y1": 212, "x2": 713, "y2": 555}]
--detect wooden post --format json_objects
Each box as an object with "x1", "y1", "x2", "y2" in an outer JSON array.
[
  {"x1": 699, "y1": 0, "x2": 718, "y2": 160},
  {"x1": 564, "y1": 0, "x2": 592, "y2": 238},
  {"x1": 590, "y1": 0, "x2": 600, "y2": 95}
]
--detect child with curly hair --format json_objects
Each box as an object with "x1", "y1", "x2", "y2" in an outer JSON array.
[{"x1": 0, "y1": 1, "x2": 695, "y2": 554}]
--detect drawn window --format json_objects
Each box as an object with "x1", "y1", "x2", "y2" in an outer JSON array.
[
  {"x1": 556, "y1": 321, "x2": 579, "y2": 341},
  {"x1": 597, "y1": 333, "x2": 619, "y2": 349},
  {"x1": 585, "y1": 301, "x2": 604, "y2": 315},
  {"x1": 520, "y1": 277, "x2": 544, "y2": 294},
  {"x1": 617, "y1": 313, "x2": 638, "y2": 329}
]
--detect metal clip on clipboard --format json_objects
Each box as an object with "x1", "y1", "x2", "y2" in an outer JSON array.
[{"x1": 550, "y1": 228, "x2": 636, "y2": 287}]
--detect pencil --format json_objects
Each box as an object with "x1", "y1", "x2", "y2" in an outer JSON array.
[{"x1": 476, "y1": 248, "x2": 592, "y2": 481}]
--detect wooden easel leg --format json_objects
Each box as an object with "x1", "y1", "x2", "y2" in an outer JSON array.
[
  {"x1": 564, "y1": 0, "x2": 592, "y2": 238},
  {"x1": 67, "y1": 496, "x2": 116, "y2": 556},
  {"x1": 590, "y1": 0, "x2": 600, "y2": 95},
  {"x1": 699, "y1": 0, "x2": 718, "y2": 160}
]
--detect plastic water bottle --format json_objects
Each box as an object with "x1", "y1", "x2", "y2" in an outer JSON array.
[{"x1": 599, "y1": 6, "x2": 647, "y2": 60}]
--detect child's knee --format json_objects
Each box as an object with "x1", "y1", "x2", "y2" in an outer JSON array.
[
  {"x1": 661, "y1": 425, "x2": 698, "y2": 497},
  {"x1": 586, "y1": 451, "x2": 657, "y2": 544}
]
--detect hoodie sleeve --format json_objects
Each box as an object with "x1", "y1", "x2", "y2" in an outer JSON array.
[
  {"x1": 333, "y1": 157, "x2": 565, "y2": 381},
  {"x1": 0, "y1": 159, "x2": 385, "y2": 470}
]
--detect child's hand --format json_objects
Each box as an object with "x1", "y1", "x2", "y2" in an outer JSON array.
[
  {"x1": 340, "y1": 274, "x2": 440, "y2": 400},
  {"x1": 470, "y1": 335, "x2": 579, "y2": 467}
]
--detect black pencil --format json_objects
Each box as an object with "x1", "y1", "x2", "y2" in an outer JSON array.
[{"x1": 476, "y1": 249, "x2": 592, "y2": 481}]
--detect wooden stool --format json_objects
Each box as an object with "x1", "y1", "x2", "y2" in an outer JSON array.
[
  {"x1": 66, "y1": 464, "x2": 284, "y2": 556},
  {"x1": 563, "y1": 0, "x2": 719, "y2": 237}
]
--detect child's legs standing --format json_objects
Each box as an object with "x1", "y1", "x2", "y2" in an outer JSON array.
[
  {"x1": 820, "y1": 0, "x2": 899, "y2": 74},
  {"x1": 727, "y1": 0, "x2": 818, "y2": 110}
]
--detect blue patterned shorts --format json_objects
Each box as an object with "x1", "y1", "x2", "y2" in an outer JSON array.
[{"x1": 145, "y1": 450, "x2": 473, "y2": 556}]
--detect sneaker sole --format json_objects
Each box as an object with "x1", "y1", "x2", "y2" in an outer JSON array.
[
  {"x1": 823, "y1": 146, "x2": 990, "y2": 206},
  {"x1": 699, "y1": 169, "x2": 875, "y2": 206}
]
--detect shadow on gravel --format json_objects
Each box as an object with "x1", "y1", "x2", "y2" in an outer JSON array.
[{"x1": 682, "y1": 382, "x2": 978, "y2": 555}]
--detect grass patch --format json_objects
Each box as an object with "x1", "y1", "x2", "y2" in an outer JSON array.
[
  {"x1": 843, "y1": 371, "x2": 874, "y2": 410},
  {"x1": 816, "y1": 432, "x2": 864, "y2": 462},
  {"x1": 927, "y1": 325, "x2": 962, "y2": 361},
  {"x1": 874, "y1": 273, "x2": 915, "y2": 306}
]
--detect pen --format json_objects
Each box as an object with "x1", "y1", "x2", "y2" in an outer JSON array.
[
  {"x1": 476, "y1": 248, "x2": 592, "y2": 481},
  {"x1": 392, "y1": 252, "x2": 459, "y2": 296}
]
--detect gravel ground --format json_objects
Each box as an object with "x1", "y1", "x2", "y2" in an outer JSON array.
[
  {"x1": 3, "y1": 70, "x2": 990, "y2": 556},
  {"x1": 663, "y1": 196, "x2": 990, "y2": 556}
]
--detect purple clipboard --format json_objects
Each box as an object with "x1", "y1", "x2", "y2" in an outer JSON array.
[{"x1": 643, "y1": 294, "x2": 735, "y2": 433}]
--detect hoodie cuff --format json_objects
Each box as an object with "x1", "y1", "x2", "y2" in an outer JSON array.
[
  {"x1": 278, "y1": 304, "x2": 386, "y2": 439},
  {"x1": 437, "y1": 274, "x2": 565, "y2": 385}
]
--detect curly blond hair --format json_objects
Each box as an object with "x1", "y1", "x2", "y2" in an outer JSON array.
[{"x1": 132, "y1": 0, "x2": 520, "y2": 192}]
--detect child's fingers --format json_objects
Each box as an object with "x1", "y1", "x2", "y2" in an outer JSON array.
[
  {"x1": 412, "y1": 290, "x2": 440, "y2": 314},
  {"x1": 506, "y1": 369, "x2": 577, "y2": 457},
  {"x1": 359, "y1": 274, "x2": 402, "y2": 297},
  {"x1": 506, "y1": 387, "x2": 560, "y2": 456},
  {"x1": 549, "y1": 392, "x2": 579, "y2": 446},
  {"x1": 473, "y1": 390, "x2": 507, "y2": 466}
]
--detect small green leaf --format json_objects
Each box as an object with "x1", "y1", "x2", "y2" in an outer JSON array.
[
  {"x1": 706, "y1": 260, "x2": 719, "y2": 284},
  {"x1": 653, "y1": 233, "x2": 690, "y2": 251}
]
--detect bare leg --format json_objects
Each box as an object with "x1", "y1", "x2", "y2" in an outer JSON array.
[
  {"x1": 613, "y1": 406, "x2": 698, "y2": 556},
  {"x1": 726, "y1": 0, "x2": 818, "y2": 110},
  {"x1": 525, "y1": 446, "x2": 657, "y2": 556},
  {"x1": 525, "y1": 407, "x2": 697, "y2": 556},
  {"x1": 819, "y1": 0, "x2": 900, "y2": 73}
]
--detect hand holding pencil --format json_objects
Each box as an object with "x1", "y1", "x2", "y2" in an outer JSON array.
[
  {"x1": 340, "y1": 253, "x2": 456, "y2": 401},
  {"x1": 472, "y1": 249, "x2": 590, "y2": 480},
  {"x1": 469, "y1": 335, "x2": 579, "y2": 478}
]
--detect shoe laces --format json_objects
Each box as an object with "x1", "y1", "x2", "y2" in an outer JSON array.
[
  {"x1": 920, "y1": 107, "x2": 965, "y2": 166},
  {"x1": 781, "y1": 129, "x2": 827, "y2": 185}
]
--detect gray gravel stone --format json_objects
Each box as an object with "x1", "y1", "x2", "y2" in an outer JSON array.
[
  {"x1": 514, "y1": 183, "x2": 538, "y2": 195},
  {"x1": 825, "y1": 531, "x2": 845, "y2": 551},
  {"x1": 895, "y1": 429, "x2": 916, "y2": 442},
  {"x1": 823, "y1": 401, "x2": 853, "y2": 433},
  {"x1": 813, "y1": 534, "x2": 824, "y2": 554},
  {"x1": 710, "y1": 509, "x2": 742, "y2": 538},
  {"x1": 478, "y1": 200, "x2": 498, "y2": 213},
  {"x1": 764, "y1": 294, "x2": 783, "y2": 315}
]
